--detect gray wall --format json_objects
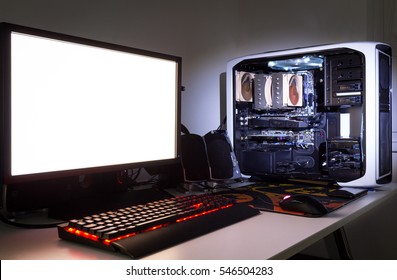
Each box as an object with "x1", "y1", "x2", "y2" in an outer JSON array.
[{"x1": 1, "y1": 0, "x2": 396, "y2": 259}]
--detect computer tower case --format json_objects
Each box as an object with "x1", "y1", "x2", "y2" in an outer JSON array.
[{"x1": 226, "y1": 42, "x2": 392, "y2": 187}]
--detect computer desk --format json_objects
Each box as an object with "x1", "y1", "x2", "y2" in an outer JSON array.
[{"x1": 1, "y1": 183, "x2": 396, "y2": 260}]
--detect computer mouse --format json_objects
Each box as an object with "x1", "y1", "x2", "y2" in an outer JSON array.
[{"x1": 279, "y1": 194, "x2": 329, "y2": 216}]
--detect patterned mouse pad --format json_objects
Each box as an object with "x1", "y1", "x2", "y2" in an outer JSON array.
[{"x1": 218, "y1": 180, "x2": 368, "y2": 217}]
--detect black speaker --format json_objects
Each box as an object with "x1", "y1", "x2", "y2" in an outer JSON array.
[
  {"x1": 204, "y1": 130, "x2": 235, "y2": 180},
  {"x1": 180, "y1": 134, "x2": 210, "y2": 182}
]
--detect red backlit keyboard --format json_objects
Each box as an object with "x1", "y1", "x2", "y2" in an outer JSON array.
[{"x1": 58, "y1": 193, "x2": 259, "y2": 258}]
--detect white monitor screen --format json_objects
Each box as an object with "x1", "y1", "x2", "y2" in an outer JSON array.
[{"x1": 10, "y1": 32, "x2": 179, "y2": 178}]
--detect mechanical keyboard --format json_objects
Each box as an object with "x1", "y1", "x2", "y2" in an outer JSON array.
[{"x1": 58, "y1": 193, "x2": 259, "y2": 258}]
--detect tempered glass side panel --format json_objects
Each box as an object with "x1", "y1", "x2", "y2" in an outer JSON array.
[{"x1": 232, "y1": 49, "x2": 365, "y2": 182}]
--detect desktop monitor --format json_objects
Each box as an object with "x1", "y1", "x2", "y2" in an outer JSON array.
[{"x1": 0, "y1": 23, "x2": 182, "y2": 214}]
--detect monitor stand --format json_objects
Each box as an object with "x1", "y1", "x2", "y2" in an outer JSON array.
[
  {"x1": 3, "y1": 171, "x2": 174, "y2": 221},
  {"x1": 48, "y1": 186, "x2": 173, "y2": 221}
]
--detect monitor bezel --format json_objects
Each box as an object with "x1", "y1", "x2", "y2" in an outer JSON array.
[{"x1": 0, "y1": 22, "x2": 182, "y2": 185}]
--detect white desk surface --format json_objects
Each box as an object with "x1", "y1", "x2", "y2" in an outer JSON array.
[{"x1": 1, "y1": 183, "x2": 396, "y2": 260}]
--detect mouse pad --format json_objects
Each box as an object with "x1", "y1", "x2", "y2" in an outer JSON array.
[{"x1": 219, "y1": 181, "x2": 367, "y2": 217}]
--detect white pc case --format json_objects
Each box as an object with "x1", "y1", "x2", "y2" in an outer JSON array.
[{"x1": 226, "y1": 42, "x2": 392, "y2": 187}]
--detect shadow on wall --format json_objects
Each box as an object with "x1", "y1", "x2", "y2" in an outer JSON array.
[{"x1": 219, "y1": 72, "x2": 227, "y2": 126}]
